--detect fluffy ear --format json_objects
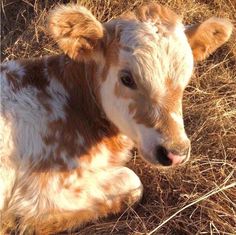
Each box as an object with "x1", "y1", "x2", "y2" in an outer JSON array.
[
  {"x1": 185, "y1": 17, "x2": 233, "y2": 61},
  {"x1": 48, "y1": 4, "x2": 104, "y2": 61}
]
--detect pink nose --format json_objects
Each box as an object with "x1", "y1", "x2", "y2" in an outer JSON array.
[{"x1": 167, "y1": 152, "x2": 186, "y2": 165}]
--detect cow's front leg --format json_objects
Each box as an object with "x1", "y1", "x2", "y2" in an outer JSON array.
[
  {"x1": 40, "y1": 167, "x2": 143, "y2": 234},
  {"x1": 95, "y1": 166, "x2": 143, "y2": 212},
  {"x1": 10, "y1": 167, "x2": 143, "y2": 234}
]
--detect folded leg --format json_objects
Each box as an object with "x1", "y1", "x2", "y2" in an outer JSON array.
[{"x1": 4, "y1": 167, "x2": 143, "y2": 234}]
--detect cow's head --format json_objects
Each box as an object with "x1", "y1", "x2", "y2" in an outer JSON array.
[{"x1": 48, "y1": 3, "x2": 233, "y2": 166}]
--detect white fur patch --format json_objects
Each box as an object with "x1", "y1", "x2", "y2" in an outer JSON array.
[
  {"x1": 2, "y1": 60, "x2": 25, "y2": 79},
  {"x1": 135, "y1": 123, "x2": 163, "y2": 160},
  {"x1": 100, "y1": 66, "x2": 138, "y2": 140},
  {"x1": 170, "y1": 112, "x2": 184, "y2": 126}
]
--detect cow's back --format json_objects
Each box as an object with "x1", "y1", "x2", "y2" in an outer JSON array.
[
  {"x1": 0, "y1": 57, "x2": 70, "y2": 209},
  {"x1": 1, "y1": 57, "x2": 69, "y2": 163}
]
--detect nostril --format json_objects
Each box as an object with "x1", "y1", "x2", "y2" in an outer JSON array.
[{"x1": 155, "y1": 146, "x2": 172, "y2": 166}]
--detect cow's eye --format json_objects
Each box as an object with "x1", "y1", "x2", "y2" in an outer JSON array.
[{"x1": 120, "y1": 71, "x2": 136, "y2": 89}]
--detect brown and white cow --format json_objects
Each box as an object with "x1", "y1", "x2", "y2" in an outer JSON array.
[{"x1": 0, "y1": 3, "x2": 232, "y2": 234}]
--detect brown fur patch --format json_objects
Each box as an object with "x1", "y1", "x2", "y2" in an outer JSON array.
[
  {"x1": 114, "y1": 81, "x2": 134, "y2": 99},
  {"x1": 101, "y1": 37, "x2": 120, "y2": 81},
  {"x1": 19, "y1": 58, "x2": 50, "y2": 90},
  {"x1": 27, "y1": 199, "x2": 122, "y2": 235},
  {"x1": 37, "y1": 91, "x2": 52, "y2": 113}
]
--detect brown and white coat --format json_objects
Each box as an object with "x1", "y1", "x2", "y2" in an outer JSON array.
[{"x1": 0, "y1": 3, "x2": 232, "y2": 234}]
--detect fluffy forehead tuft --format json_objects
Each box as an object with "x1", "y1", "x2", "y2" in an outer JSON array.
[{"x1": 117, "y1": 20, "x2": 194, "y2": 95}]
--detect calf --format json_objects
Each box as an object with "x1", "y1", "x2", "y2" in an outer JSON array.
[{"x1": 0, "y1": 3, "x2": 232, "y2": 234}]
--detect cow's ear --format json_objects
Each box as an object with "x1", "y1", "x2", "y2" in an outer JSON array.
[
  {"x1": 48, "y1": 4, "x2": 104, "y2": 61},
  {"x1": 185, "y1": 17, "x2": 233, "y2": 61}
]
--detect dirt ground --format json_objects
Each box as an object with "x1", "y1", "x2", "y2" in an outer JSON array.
[{"x1": 1, "y1": 0, "x2": 236, "y2": 234}]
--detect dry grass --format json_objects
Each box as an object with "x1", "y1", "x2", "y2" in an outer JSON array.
[{"x1": 1, "y1": 0, "x2": 236, "y2": 234}]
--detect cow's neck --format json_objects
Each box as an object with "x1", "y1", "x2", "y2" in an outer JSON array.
[{"x1": 48, "y1": 55, "x2": 130, "y2": 160}]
